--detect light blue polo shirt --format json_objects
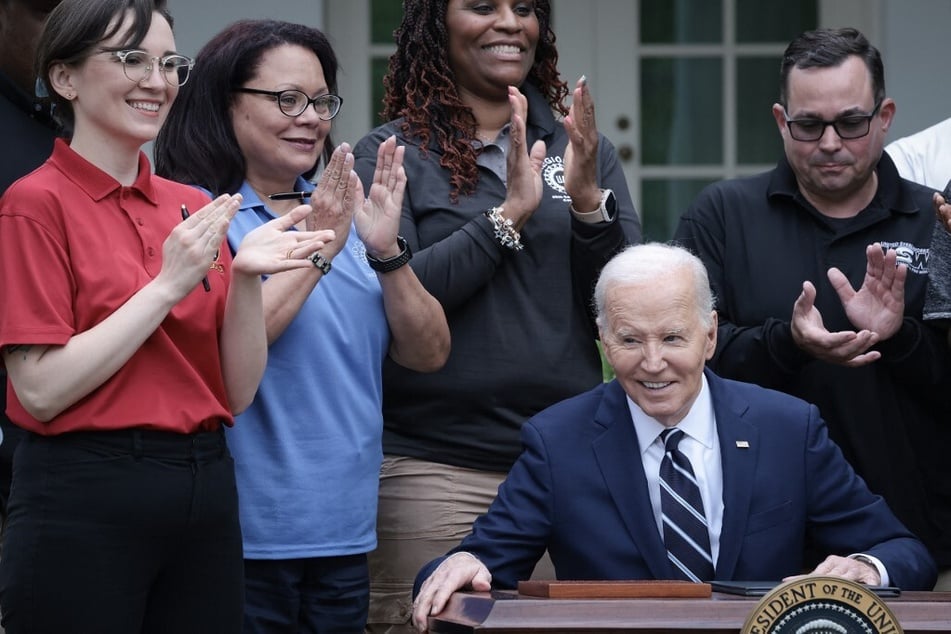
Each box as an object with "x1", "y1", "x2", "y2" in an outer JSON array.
[{"x1": 224, "y1": 178, "x2": 389, "y2": 558}]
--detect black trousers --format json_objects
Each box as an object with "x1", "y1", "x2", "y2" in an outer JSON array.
[{"x1": 0, "y1": 428, "x2": 244, "y2": 634}]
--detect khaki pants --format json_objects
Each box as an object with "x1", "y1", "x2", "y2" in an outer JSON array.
[
  {"x1": 934, "y1": 567, "x2": 951, "y2": 591},
  {"x1": 366, "y1": 455, "x2": 554, "y2": 634}
]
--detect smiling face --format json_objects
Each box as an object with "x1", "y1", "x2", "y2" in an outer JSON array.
[
  {"x1": 231, "y1": 43, "x2": 331, "y2": 193},
  {"x1": 771, "y1": 55, "x2": 895, "y2": 215},
  {"x1": 600, "y1": 268, "x2": 717, "y2": 427},
  {"x1": 51, "y1": 10, "x2": 179, "y2": 155},
  {"x1": 445, "y1": 0, "x2": 539, "y2": 102}
]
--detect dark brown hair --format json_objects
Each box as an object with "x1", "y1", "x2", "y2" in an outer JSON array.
[
  {"x1": 382, "y1": 0, "x2": 567, "y2": 202},
  {"x1": 35, "y1": 0, "x2": 172, "y2": 132},
  {"x1": 779, "y1": 27, "x2": 885, "y2": 108}
]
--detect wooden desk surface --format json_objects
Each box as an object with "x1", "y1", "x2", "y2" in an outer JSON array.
[{"x1": 429, "y1": 590, "x2": 951, "y2": 633}]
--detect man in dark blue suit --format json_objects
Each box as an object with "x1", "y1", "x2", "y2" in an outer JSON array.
[{"x1": 411, "y1": 242, "x2": 936, "y2": 631}]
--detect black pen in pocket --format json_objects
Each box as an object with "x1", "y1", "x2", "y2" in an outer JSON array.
[{"x1": 181, "y1": 204, "x2": 211, "y2": 292}]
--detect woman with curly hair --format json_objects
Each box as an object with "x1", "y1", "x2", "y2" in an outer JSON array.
[{"x1": 353, "y1": 1, "x2": 641, "y2": 630}]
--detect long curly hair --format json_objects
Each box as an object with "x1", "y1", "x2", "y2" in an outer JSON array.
[{"x1": 382, "y1": 0, "x2": 567, "y2": 202}]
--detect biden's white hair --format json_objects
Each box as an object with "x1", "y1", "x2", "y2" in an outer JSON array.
[{"x1": 593, "y1": 242, "x2": 716, "y2": 328}]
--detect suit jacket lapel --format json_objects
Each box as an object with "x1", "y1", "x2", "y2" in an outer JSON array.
[
  {"x1": 705, "y1": 369, "x2": 758, "y2": 580},
  {"x1": 591, "y1": 380, "x2": 673, "y2": 579}
]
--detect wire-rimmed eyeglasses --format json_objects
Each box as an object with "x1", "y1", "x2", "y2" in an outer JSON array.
[
  {"x1": 101, "y1": 49, "x2": 194, "y2": 87},
  {"x1": 233, "y1": 87, "x2": 343, "y2": 120},
  {"x1": 782, "y1": 101, "x2": 882, "y2": 142}
]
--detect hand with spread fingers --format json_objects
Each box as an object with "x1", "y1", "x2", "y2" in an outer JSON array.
[
  {"x1": 791, "y1": 244, "x2": 906, "y2": 367},
  {"x1": 790, "y1": 280, "x2": 882, "y2": 367},
  {"x1": 164, "y1": 194, "x2": 242, "y2": 297},
  {"x1": 828, "y1": 243, "x2": 906, "y2": 341},
  {"x1": 500, "y1": 86, "x2": 546, "y2": 232},
  {"x1": 354, "y1": 134, "x2": 407, "y2": 259},
  {"x1": 563, "y1": 75, "x2": 602, "y2": 213},
  {"x1": 306, "y1": 143, "x2": 356, "y2": 260},
  {"x1": 232, "y1": 204, "x2": 335, "y2": 276}
]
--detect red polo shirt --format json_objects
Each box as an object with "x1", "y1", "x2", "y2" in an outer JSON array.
[{"x1": 0, "y1": 139, "x2": 234, "y2": 435}]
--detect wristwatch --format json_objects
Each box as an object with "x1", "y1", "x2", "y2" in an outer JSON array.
[
  {"x1": 366, "y1": 236, "x2": 413, "y2": 273},
  {"x1": 309, "y1": 251, "x2": 332, "y2": 275},
  {"x1": 571, "y1": 188, "x2": 616, "y2": 223}
]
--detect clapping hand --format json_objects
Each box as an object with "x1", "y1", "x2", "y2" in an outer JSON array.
[
  {"x1": 500, "y1": 85, "x2": 546, "y2": 231},
  {"x1": 354, "y1": 135, "x2": 407, "y2": 259},
  {"x1": 791, "y1": 244, "x2": 906, "y2": 366},
  {"x1": 307, "y1": 143, "x2": 358, "y2": 260},
  {"x1": 232, "y1": 203, "x2": 335, "y2": 276},
  {"x1": 563, "y1": 75, "x2": 602, "y2": 213}
]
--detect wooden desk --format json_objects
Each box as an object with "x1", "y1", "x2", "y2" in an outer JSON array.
[{"x1": 428, "y1": 590, "x2": 951, "y2": 633}]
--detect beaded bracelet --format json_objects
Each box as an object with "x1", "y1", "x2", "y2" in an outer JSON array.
[{"x1": 484, "y1": 206, "x2": 524, "y2": 252}]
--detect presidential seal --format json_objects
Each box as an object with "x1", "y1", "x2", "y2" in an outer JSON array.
[{"x1": 741, "y1": 577, "x2": 902, "y2": 634}]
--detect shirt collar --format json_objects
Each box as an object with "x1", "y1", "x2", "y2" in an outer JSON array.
[
  {"x1": 48, "y1": 138, "x2": 157, "y2": 204},
  {"x1": 236, "y1": 176, "x2": 314, "y2": 214},
  {"x1": 629, "y1": 374, "x2": 715, "y2": 456},
  {"x1": 767, "y1": 152, "x2": 920, "y2": 217}
]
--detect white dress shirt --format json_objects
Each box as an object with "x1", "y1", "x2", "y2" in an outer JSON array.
[{"x1": 627, "y1": 375, "x2": 724, "y2": 566}]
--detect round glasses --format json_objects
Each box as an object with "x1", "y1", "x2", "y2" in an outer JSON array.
[
  {"x1": 233, "y1": 87, "x2": 343, "y2": 120},
  {"x1": 103, "y1": 49, "x2": 194, "y2": 87}
]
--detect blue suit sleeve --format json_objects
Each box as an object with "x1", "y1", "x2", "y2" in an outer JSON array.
[{"x1": 802, "y1": 406, "x2": 937, "y2": 590}]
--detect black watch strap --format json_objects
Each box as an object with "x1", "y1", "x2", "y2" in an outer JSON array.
[
  {"x1": 309, "y1": 251, "x2": 332, "y2": 275},
  {"x1": 366, "y1": 236, "x2": 412, "y2": 273}
]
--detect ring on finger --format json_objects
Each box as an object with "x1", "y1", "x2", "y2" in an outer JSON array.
[{"x1": 286, "y1": 248, "x2": 294, "y2": 260}]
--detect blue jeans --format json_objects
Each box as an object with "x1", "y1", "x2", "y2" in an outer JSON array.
[
  {"x1": 243, "y1": 554, "x2": 369, "y2": 633},
  {"x1": 0, "y1": 429, "x2": 243, "y2": 634}
]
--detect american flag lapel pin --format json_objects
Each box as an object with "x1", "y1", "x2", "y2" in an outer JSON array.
[{"x1": 736, "y1": 440, "x2": 750, "y2": 449}]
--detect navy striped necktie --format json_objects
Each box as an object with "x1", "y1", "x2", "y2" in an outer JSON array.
[{"x1": 659, "y1": 428, "x2": 714, "y2": 582}]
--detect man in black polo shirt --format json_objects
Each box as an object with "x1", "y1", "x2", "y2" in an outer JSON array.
[{"x1": 675, "y1": 27, "x2": 951, "y2": 588}]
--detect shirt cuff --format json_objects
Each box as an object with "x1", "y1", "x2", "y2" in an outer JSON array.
[{"x1": 850, "y1": 553, "x2": 889, "y2": 586}]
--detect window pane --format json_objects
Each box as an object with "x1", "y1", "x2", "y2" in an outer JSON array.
[
  {"x1": 736, "y1": 0, "x2": 817, "y2": 43},
  {"x1": 641, "y1": 0, "x2": 722, "y2": 44},
  {"x1": 371, "y1": 0, "x2": 403, "y2": 44},
  {"x1": 736, "y1": 57, "x2": 783, "y2": 164},
  {"x1": 641, "y1": 58, "x2": 723, "y2": 166},
  {"x1": 642, "y1": 179, "x2": 717, "y2": 242}
]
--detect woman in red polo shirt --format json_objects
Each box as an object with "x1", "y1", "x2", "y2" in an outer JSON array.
[{"x1": 0, "y1": 0, "x2": 333, "y2": 632}]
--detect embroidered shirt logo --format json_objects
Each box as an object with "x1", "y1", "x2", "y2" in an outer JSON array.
[
  {"x1": 542, "y1": 156, "x2": 571, "y2": 202},
  {"x1": 352, "y1": 242, "x2": 377, "y2": 278},
  {"x1": 879, "y1": 241, "x2": 928, "y2": 274}
]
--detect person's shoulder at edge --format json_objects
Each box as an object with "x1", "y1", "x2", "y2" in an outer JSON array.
[{"x1": 886, "y1": 115, "x2": 951, "y2": 153}]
